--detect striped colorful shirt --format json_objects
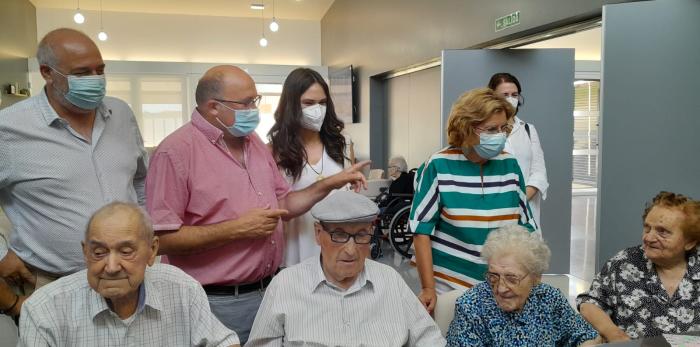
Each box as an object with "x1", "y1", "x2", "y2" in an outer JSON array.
[{"x1": 410, "y1": 147, "x2": 536, "y2": 289}]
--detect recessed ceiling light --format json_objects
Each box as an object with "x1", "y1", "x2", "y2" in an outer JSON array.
[{"x1": 250, "y1": 3, "x2": 265, "y2": 10}]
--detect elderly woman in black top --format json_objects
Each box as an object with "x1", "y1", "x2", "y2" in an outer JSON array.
[{"x1": 577, "y1": 191, "x2": 700, "y2": 342}]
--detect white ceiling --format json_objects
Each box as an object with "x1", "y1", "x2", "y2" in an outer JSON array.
[
  {"x1": 519, "y1": 27, "x2": 601, "y2": 61},
  {"x1": 29, "y1": 0, "x2": 335, "y2": 20}
]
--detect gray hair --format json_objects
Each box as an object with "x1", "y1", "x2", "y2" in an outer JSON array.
[
  {"x1": 195, "y1": 71, "x2": 224, "y2": 106},
  {"x1": 36, "y1": 35, "x2": 58, "y2": 67},
  {"x1": 86, "y1": 202, "x2": 155, "y2": 242},
  {"x1": 388, "y1": 156, "x2": 408, "y2": 173},
  {"x1": 481, "y1": 225, "x2": 551, "y2": 275},
  {"x1": 37, "y1": 28, "x2": 92, "y2": 67}
]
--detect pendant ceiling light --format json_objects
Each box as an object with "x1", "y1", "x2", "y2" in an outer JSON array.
[
  {"x1": 73, "y1": 0, "x2": 85, "y2": 24},
  {"x1": 259, "y1": 2, "x2": 268, "y2": 47},
  {"x1": 269, "y1": 0, "x2": 279, "y2": 32},
  {"x1": 97, "y1": 0, "x2": 108, "y2": 41}
]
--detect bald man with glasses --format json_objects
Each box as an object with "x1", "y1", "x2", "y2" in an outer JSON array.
[{"x1": 145, "y1": 65, "x2": 370, "y2": 343}]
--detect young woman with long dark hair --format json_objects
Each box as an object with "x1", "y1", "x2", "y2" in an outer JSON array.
[{"x1": 268, "y1": 68, "x2": 354, "y2": 266}]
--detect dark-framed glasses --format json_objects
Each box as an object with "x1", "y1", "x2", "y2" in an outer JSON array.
[
  {"x1": 214, "y1": 95, "x2": 262, "y2": 108},
  {"x1": 321, "y1": 224, "x2": 374, "y2": 244},
  {"x1": 485, "y1": 271, "x2": 529, "y2": 288}
]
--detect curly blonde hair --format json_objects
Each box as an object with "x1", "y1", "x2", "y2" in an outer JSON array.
[
  {"x1": 446, "y1": 87, "x2": 515, "y2": 147},
  {"x1": 643, "y1": 191, "x2": 700, "y2": 242}
]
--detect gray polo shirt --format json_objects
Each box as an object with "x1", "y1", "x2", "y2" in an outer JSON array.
[{"x1": 0, "y1": 89, "x2": 147, "y2": 274}]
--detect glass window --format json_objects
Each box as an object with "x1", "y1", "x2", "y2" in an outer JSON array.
[
  {"x1": 105, "y1": 75, "x2": 187, "y2": 148},
  {"x1": 255, "y1": 84, "x2": 282, "y2": 143},
  {"x1": 105, "y1": 76, "x2": 283, "y2": 147},
  {"x1": 572, "y1": 80, "x2": 600, "y2": 189}
]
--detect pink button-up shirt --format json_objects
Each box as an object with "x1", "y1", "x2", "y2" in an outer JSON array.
[{"x1": 146, "y1": 109, "x2": 290, "y2": 286}]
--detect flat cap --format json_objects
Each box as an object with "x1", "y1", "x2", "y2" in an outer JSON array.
[{"x1": 311, "y1": 191, "x2": 380, "y2": 223}]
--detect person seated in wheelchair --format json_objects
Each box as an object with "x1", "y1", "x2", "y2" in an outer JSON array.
[
  {"x1": 387, "y1": 156, "x2": 415, "y2": 196},
  {"x1": 377, "y1": 156, "x2": 415, "y2": 213},
  {"x1": 246, "y1": 191, "x2": 445, "y2": 347}
]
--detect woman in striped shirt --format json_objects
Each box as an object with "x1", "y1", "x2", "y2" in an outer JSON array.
[{"x1": 411, "y1": 87, "x2": 537, "y2": 313}]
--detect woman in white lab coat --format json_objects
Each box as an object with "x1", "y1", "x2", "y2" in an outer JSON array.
[{"x1": 488, "y1": 73, "x2": 548, "y2": 226}]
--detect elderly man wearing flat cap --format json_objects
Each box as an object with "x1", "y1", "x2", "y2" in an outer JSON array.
[{"x1": 246, "y1": 191, "x2": 445, "y2": 347}]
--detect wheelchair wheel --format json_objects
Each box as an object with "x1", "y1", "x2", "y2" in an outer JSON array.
[
  {"x1": 388, "y1": 205, "x2": 413, "y2": 259},
  {"x1": 369, "y1": 223, "x2": 383, "y2": 259}
]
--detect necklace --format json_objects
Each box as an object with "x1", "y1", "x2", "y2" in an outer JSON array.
[{"x1": 307, "y1": 146, "x2": 325, "y2": 181}]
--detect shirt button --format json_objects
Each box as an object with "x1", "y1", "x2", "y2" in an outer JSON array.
[
  {"x1": 266, "y1": 264, "x2": 271, "y2": 268},
  {"x1": 271, "y1": 240, "x2": 276, "y2": 245},
  {"x1": 258, "y1": 192, "x2": 263, "y2": 196}
]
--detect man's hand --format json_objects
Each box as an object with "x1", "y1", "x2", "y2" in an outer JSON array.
[
  {"x1": 326, "y1": 160, "x2": 371, "y2": 192},
  {"x1": 418, "y1": 287, "x2": 437, "y2": 315},
  {"x1": 233, "y1": 206, "x2": 289, "y2": 239},
  {"x1": 0, "y1": 250, "x2": 35, "y2": 287}
]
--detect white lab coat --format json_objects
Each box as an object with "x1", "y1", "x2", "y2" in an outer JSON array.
[{"x1": 504, "y1": 116, "x2": 549, "y2": 227}]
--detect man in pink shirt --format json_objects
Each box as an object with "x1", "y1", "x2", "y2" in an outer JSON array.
[{"x1": 145, "y1": 65, "x2": 368, "y2": 344}]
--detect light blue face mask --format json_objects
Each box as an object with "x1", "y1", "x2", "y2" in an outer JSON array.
[
  {"x1": 215, "y1": 102, "x2": 260, "y2": 137},
  {"x1": 468, "y1": 132, "x2": 507, "y2": 159},
  {"x1": 50, "y1": 67, "x2": 106, "y2": 110}
]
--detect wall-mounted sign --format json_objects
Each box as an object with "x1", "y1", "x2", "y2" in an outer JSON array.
[{"x1": 495, "y1": 11, "x2": 520, "y2": 32}]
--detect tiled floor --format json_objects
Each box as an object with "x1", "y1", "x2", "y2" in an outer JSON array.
[{"x1": 570, "y1": 193, "x2": 598, "y2": 282}]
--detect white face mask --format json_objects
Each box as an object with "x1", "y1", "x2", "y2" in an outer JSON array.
[
  {"x1": 505, "y1": 96, "x2": 519, "y2": 110},
  {"x1": 300, "y1": 104, "x2": 327, "y2": 132}
]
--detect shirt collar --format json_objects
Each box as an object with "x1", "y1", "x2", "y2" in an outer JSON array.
[
  {"x1": 37, "y1": 88, "x2": 110, "y2": 127},
  {"x1": 509, "y1": 283, "x2": 547, "y2": 324},
  {"x1": 191, "y1": 108, "x2": 225, "y2": 143},
  {"x1": 510, "y1": 116, "x2": 525, "y2": 133},
  {"x1": 686, "y1": 247, "x2": 700, "y2": 280},
  {"x1": 638, "y1": 245, "x2": 700, "y2": 281},
  {"x1": 142, "y1": 266, "x2": 163, "y2": 311},
  {"x1": 88, "y1": 267, "x2": 163, "y2": 321},
  {"x1": 310, "y1": 255, "x2": 373, "y2": 294}
]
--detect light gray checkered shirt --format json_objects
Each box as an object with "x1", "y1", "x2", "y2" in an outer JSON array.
[
  {"x1": 247, "y1": 257, "x2": 446, "y2": 347},
  {"x1": 19, "y1": 263, "x2": 240, "y2": 347},
  {"x1": 0, "y1": 89, "x2": 147, "y2": 274}
]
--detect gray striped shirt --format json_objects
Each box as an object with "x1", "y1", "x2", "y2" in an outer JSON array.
[
  {"x1": 0, "y1": 90, "x2": 147, "y2": 274},
  {"x1": 247, "y1": 257, "x2": 446, "y2": 347},
  {"x1": 19, "y1": 263, "x2": 239, "y2": 347}
]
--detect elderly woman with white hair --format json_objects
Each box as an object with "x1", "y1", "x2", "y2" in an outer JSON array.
[{"x1": 446, "y1": 225, "x2": 601, "y2": 346}]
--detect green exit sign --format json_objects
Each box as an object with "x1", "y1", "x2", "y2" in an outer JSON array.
[{"x1": 495, "y1": 11, "x2": 520, "y2": 32}]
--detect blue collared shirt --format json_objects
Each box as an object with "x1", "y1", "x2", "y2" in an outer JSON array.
[
  {"x1": 447, "y1": 282, "x2": 598, "y2": 347},
  {"x1": 0, "y1": 90, "x2": 147, "y2": 274}
]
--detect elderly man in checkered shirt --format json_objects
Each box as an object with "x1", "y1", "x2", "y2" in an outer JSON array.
[{"x1": 18, "y1": 202, "x2": 239, "y2": 347}]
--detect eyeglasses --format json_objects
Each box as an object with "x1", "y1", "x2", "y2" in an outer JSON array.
[
  {"x1": 321, "y1": 224, "x2": 374, "y2": 244},
  {"x1": 214, "y1": 95, "x2": 262, "y2": 108},
  {"x1": 473, "y1": 123, "x2": 513, "y2": 135},
  {"x1": 485, "y1": 271, "x2": 529, "y2": 288}
]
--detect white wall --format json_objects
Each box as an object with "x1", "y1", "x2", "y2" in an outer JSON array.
[
  {"x1": 36, "y1": 8, "x2": 321, "y2": 66},
  {"x1": 386, "y1": 67, "x2": 442, "y2": 170}
]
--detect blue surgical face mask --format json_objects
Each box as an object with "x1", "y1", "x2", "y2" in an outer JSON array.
[
  {"x1": 468, "y1": 132, "x2": 507, "y2": 160},
  {"x1": 50, "y1": 67, "x2": 106, "y2": 110},
  {"x1": 215, "y1": 102, "x2": 260, "y2": 137}
]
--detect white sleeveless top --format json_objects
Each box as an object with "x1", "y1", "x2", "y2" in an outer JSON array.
[{"x1": 283, "y1": 148, "x2": 346, "y2": 267}]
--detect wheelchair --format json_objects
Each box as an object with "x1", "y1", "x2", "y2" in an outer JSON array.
[{"x1": 369, "y1": 171, "x2": 416, "y2": 260}]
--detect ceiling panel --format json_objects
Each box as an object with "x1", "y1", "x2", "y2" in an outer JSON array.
[
  {"x1": 519, "y1": 27, "x2": 601, "y2": 61},
  {"x1": 29, "y1": 0, "x2": 334, "y2": 20}
]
